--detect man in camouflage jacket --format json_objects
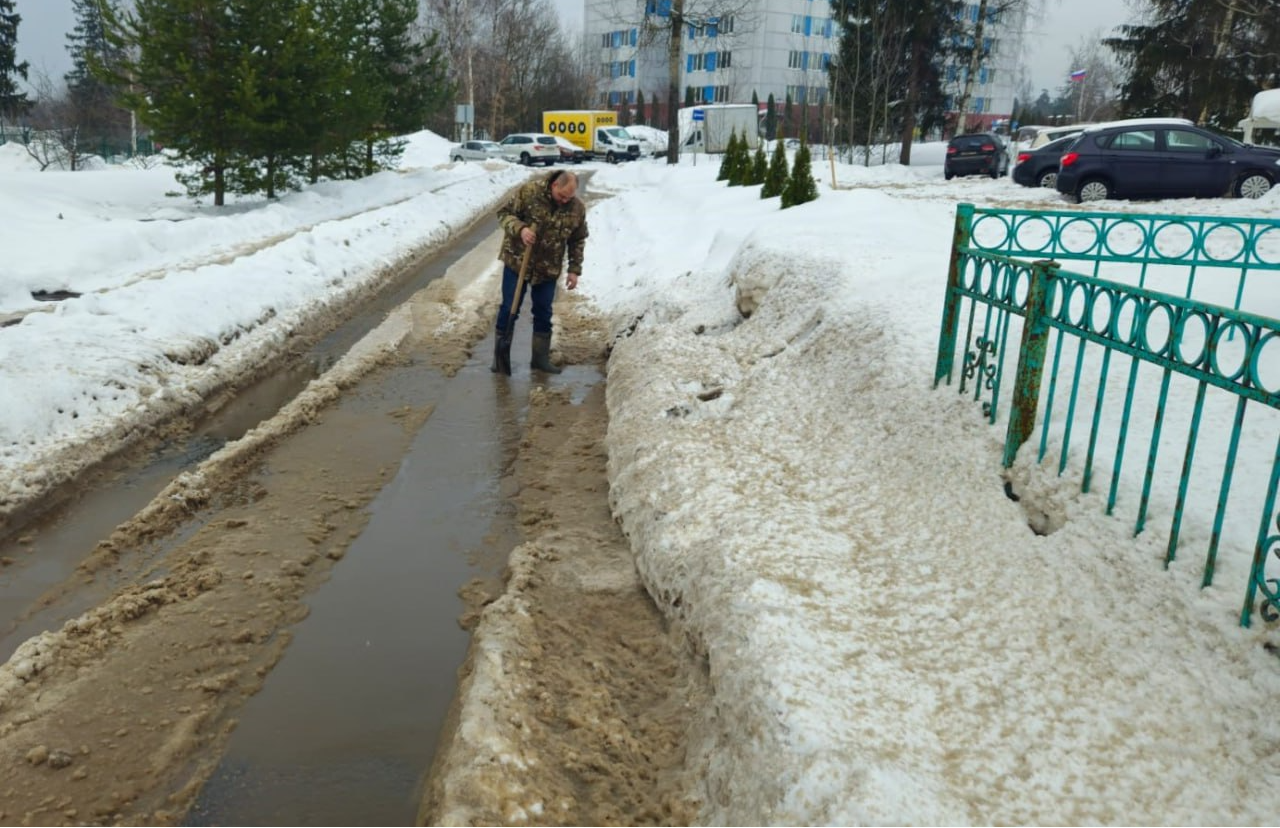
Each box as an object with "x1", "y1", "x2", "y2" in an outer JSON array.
[{"x1": 491, "y1": 170, "x2": 589, "y2": 375}]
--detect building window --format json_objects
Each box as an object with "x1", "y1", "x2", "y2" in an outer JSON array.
[
  {"x1": 720, "y1": 50, "x2": 731, "y2": 69},
  {"x1": 788, "y1": 50, "x2": 803, "y2": 69},
  {"x1": 715, "y1": 85, "x2": 730, "y2": 102},
  {"x1": 791, "y1": 15, "x2": 803, "y2": 34},
  {"x1": 706, "y1": 52, "x2": 717, "y2": 72},
  {"x1": 707, "y1": 17, "x2": 717, "y2": 37},
  {"x1": 720, "y1": 15, "x2": 734, "y2": 33}
]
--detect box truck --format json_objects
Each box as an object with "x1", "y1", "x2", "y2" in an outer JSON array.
[
  {"x1": 677, "y1": 104, "x2": 760, "y2": 154},
  {"x1": 542, "y1": 110, "x2": 642, "y2": 162}
]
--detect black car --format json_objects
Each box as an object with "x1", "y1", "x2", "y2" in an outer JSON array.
[
  {"x1": 944, "y1": 132, "x2": 1009, "y2": 180},
  {"x1": 1056, "y1": 120, "x2": 1280, "y2": 202},
  {"x1": 1012, "y1": 134, "x2": 1080, "y2": 189}
]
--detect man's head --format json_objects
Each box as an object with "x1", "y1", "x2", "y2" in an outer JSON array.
[{"x1": 549, "y1": 171, "x2": 578, "y2": 205}]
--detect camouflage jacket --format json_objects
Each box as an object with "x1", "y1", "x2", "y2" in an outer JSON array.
[{"x1": 496, "y1": 173, "x2": 589, "y2": 285}]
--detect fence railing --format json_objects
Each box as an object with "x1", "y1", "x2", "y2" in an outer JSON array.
[{"x1": 935, "y1": 203, "x2": 1280, "y2": 628}]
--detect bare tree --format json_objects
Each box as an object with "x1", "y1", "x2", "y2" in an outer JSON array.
[
  {"x1": 20, "y1": 69, "x2": 85, "y2": 171},
  {"x1": 952, "y1": 0, "x2": 1031, "y2": 135},
  {"x1": 1064, "y1": 32, "x2": 1122, "y2": 122}
]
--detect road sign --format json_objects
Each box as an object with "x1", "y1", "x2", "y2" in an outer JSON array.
[{"x1": 692, "y1": 109, "x2": 704, "y2": 122}]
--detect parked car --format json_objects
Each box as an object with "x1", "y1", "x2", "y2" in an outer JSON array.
[
  {"x1": 1012, "y1": 134, "x2": 1080, "y2": 189},
  {"x1": 1056, "y1": 120, "x2": 1280, "y2": 202},
  {"x1": 1016, "y1": 123, "x2": 1089, "y2": 149},
  {"x1": 553, "y1": 136, "x2": 585, "y2": 164},
  {"x1": 944, "y1": 132, "x2": 1009, "y2": 180},
  {"x1": 497, "y1": 133, "x2": 559, "y2": 166},
  {"x1": 450, "y1": 140, "x2": 503, "y2": 162}
]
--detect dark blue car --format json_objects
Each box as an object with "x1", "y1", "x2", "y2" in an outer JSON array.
[{"x1": 1056, "y1": 120, "x2": 1280, "y2": 202}]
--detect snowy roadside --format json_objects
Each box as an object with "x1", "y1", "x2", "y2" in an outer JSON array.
[
  {"x1": 0, "y1": 141, "x2": 533, "y2": 525},
  {"x1": 584, "y1": 164, "x2": 1280, "y2": 823}
]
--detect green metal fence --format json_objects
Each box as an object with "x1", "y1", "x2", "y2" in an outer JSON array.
[{"x1": 935, "y1": 203, "x2": 1280, "y2": 627}]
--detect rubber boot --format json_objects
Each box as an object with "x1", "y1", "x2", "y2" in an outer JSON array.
[
  {"x1": 530, "y1": 332, "x2": 562, "y2": 374},
  {"x1": 490, "y1": 332, "x2": 512, "y2": 375}
]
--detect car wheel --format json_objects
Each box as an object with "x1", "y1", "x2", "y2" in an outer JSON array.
[
  {"x1": 452, "y1": 155, "x2": 463, "y2": 162},
  {"x1": 1235, "y1": 172, "x2": 1273, "y2": 199},
  {"x1": 606, "y1": 152, "x2": 617, "y2": 164},
  {"x1": 1037, "y1": 170, "x2": 1058, "y2": 189},
  {"x1": 989, "y1": 163, "x2": 1000, "y2": 179},
  {"x1": 520, "y1": 152, "x2": 531, "y2": 166},
  {"x1": 944, "y1": 170, "x2": 954, "y2": 180},
  {"x1": 1078, "y1": 178, "x2": 1111, "y2": 202}
]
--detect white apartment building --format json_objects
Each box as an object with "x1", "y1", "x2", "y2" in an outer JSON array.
[{"x1": 582, "y1": 0, "x2": 1024, "y2": 133}]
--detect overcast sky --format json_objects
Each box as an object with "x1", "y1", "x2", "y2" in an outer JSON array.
[{"x1": 13, "y1": 0, "x2": 1132, "y2": 101}]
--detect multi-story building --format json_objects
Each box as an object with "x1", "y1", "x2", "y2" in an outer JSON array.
[
  {"x1": 940, "y1": 2, "x2": 1027, "y2": 134},
  {"x1": 583, "y1": 0, "x2": 1025, "y2": 136}
]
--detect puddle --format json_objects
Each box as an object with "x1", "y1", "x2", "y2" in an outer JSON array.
[{"x1": 186, "y1": 331, "x2": 602, "y2": 825}]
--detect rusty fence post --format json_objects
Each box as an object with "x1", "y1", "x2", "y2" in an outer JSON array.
[
  {"x1": 934, "y1": 203, "x2": 975, "y2": 388},
  {"x1": 1002, "y1": 259, "x2": 1058, "y2": 469}
]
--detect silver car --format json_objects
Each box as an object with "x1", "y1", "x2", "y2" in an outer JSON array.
[{"x1": 450, "y1": 140, "x2": 504, "y2": 162}]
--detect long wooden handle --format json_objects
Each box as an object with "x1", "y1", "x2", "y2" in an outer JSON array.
[{"x1": 507, "y1": 224, "x2": 537, "y2": 321}]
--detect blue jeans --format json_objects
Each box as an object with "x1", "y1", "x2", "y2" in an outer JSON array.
[{"x1": 495, "y1": 265, "x2": 557, "y2": 335}]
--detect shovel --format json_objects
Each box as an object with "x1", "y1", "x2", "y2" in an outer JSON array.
[{"x1": 492, "y1": 224, "x2": 536, "y2": 376}]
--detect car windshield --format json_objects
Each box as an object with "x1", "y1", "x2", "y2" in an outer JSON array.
[
  {"x1": 535, "y1": 136, "x2": 556, "y2": 145},
  {"x1": 604, "y1": 127, "x2": 630, "y2": 139},
  {"x1": 951, "y1": 135, "x2": 994, "y2": 150}
]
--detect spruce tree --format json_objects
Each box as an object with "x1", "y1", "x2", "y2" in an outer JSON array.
[
  {"x1": 684, "y1": 86, "x2": 694, "y2": 106},
  {"x1": 765, "y1": 93, "x2": 777, "y2": 140},
  {"x1": 353, "y1": 0, "x2": 452, "y2": 177},
  {"x1": 65, "y1": 0, "x2": 129, "y2": 156},
  {"x1": 750, "y1": 144, "x2": 767, "y2": 186},
  {"x1": 0, "y1": 0, "x2": 30, "y2": 120},
  {"x1": 717, "y1": 128, "x2": 736, "y2": 181},
  {"x1": 781, "y1": 138, "x2": 819, "y2": 209},
  {"x1": 729, "y1": 133, "x2": 752, "y2": 186},
  {"x1": 761, "y1": 137, "x2": 788, "y2": 199},
  {"x1": 635, "y1": 90, "x2": 646, "y2": 126}
]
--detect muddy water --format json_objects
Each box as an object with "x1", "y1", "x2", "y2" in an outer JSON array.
[
  {"x1": 0, "y1": 217, "x2": 501, "y2": 663},
  {"x1": 186, "y1": 336, "x2": 602, "y2": 826}
]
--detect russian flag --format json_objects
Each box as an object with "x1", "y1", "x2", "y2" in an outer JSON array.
[{"x1": 1069, "y1": 68, "x2": 1087, "y2": 81}]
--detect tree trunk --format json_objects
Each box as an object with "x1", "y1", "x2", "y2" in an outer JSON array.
[
  {"x1": 665, "y1": 0, "x2": 683, "y2": 165},
  {"x1": 898, "y1": 38, "x2": 925, "y2": 165},
  {"x1": 953, "y1": 0, "x2": 989, "y2": 136},
  {"x1": 1197, "y1": 4, "x2": 1235, "y2": 125}
]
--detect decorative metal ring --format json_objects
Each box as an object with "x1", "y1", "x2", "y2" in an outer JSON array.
[
  {"x1": 1059, "y1": 216, "x2": 1104, "y2": 256},
  {"x1": 1248, "y1": 329, "x2": 1280, "y2": 396},
  {"x1": 1151, "y1": 219, "x2": 1196, "y2": 261},
  {"x1": 972, "y1": 213, "x2": 1012, "y2": 251},
  {"x1": 1101, "y1": 218, "x2": 1148, "y2": 258},
  {"x1": 1210, "y1": 319, "x2": 1253, "y2": 382},
  {"x1": 1201, "y1": 222, "x2": 1250, "y2": 263},
  {"x1": 1140, "y1": 300, "x2": 1176, "y2": 357},
  {"x1": 1173, "y1": 308, "x2": 1212, "y2": 370},
  {"x1": 1012, "y1": 215, "x2": 1055, "y2": 255}
]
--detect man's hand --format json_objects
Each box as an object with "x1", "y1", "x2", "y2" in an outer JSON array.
[
  {"x1": 520, "y1": 226, "x2": 536, "y2": 246},
  {"x1": 566, "y1": 272, "x2": 579, "y2": 291}
]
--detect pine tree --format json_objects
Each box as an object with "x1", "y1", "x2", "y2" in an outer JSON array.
[
  {"x1": 684, "y1": 86, "x2": 694, "y2": 107},
  {"x1": 761, "y1": 137, "x2": 788, "y2": 199},
  {"x1": 106, "y1": 0, "x2": 256, "y2": 205},
  {"x1": 0, "y1": 0, "x2": 30, "y2": 119},
  {"x1": 635, "y1": 89, "x2": 646, "y2": 126},
  {"x1": 764, "y1": 93, "x2": 777, "y2": 140},
  {"x1": 781, "y1": 138, "x2": 819, "y2": 209},
  {"x1": 750, "y1": 144, "x2": 767, "y2": 185}
]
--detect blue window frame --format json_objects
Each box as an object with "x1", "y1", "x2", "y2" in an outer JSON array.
[
  {"x1": 686, "y1": 54, "x2": 694, "y2": 73},
  {"x1": 804, "y1": 16, "x2": 812, "y2": 36},
  {"x1": 706, "y1": 52, "x2": 717, "y2": 71},
  {"x1": 630, "y1": 28, "x2": 637, "y2": 46},
  {"x1": 629, "y1": 59, "x2": 636, "y2": 77}
]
